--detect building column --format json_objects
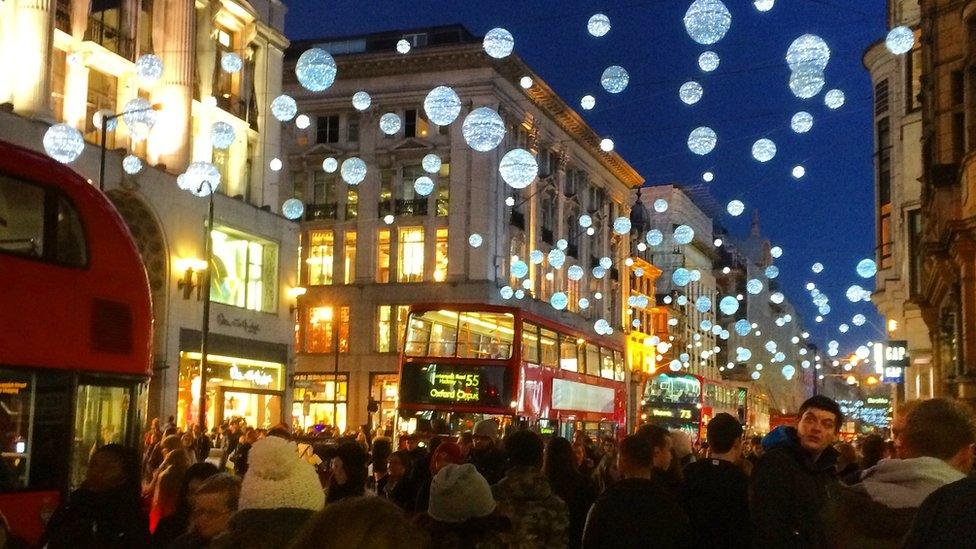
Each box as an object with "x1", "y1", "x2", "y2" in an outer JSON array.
[
  {"x1": 256, "y1": 42, "x2": 284, "y2": 209},
  {"x1": 954, "y1": 237, "x2": 976, "y2": 400},
  {"x1": 62, "y1": 59, "x2": 88, "y2": 129},
  {"x1": 12, "y1": 0, "x2": 55, "y2": 119},
  {"x1": 149, "y1": 0, "x2": 193, "y2": 172}
]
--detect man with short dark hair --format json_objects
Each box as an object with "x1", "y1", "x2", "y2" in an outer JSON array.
[
  {"x1": 583, "y1": 434, "x2": 690, "y2": 548},
  {"x1": 827, "y1": 398, "x2": 975, "y2": 548},
  {"x1": 681, "y1": 413, "x2": 749, "y2": 548},
  {"x1": 173, "y1": 473, "x2": 241, "y2": 547},
  {"x1": 751, "y1": 395, "x2": 843, "y2": 548},
  {"x1": 492, "y1": 430, "x2": 568, "y2": 548},
  {"x1": 634, "y1": 423, "x2": 674, "y2": 472}
]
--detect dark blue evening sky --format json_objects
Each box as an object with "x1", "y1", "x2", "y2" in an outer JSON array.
[{"x1": 284, "y1": 0, "x2": 888, "y2": 355}]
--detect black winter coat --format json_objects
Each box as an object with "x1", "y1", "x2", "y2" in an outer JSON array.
[
  {"x1": 903, "y1": 477, "x2": 976, "y2": 549},
  {"x1": 582, "y1": 477, "x2": 691, "y2": 549},
  {"x1": 42, "y1": 486, "x2": 150, "y2": 548},
  {"x1": 681, "y1": 458, "x2": 750, "y2": 549},
  {"x1": 750, "y1": 426, "x2": 839, "y2": 549}
]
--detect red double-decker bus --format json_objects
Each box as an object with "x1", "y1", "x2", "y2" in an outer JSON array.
[
  {"x1": 0, "y1": 140, "x2": 153, "y2": 542},
  {"x1": 398, "y1": 304, "x2": 627, "y2": 441}
]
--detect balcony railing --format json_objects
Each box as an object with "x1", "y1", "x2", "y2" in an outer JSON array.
[
  {"x1": 395, "y1": 198, "x2": 428, "y2": 217},
  {"x1": 84, "y1": 17, "x2": 135, "y2": 61},
  {"x1": 305, "y1": 203, "x2": 338, "y2": 221}
]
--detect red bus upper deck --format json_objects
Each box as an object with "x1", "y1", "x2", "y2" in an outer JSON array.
[
  {"x1": 398, "y1": 303, "x2": 626, "y2": 440},
  {"x1": 0, "y1": 140, "x2": 153, "y2": 542}
]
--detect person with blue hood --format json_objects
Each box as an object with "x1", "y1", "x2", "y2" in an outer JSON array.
[{"x1": 750, "y1": 395, "x2": 842, "y2": 548}]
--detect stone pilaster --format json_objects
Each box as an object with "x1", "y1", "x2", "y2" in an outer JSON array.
[
  {"x1": 12, "y1": 0, "x2": 55, "y2": 119},
  {"x1": 149, "y1": 0, "x2": 193, "y2": 172}
]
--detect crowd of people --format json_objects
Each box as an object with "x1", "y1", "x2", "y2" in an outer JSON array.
[{"x1": 36, "y1": 394, "x2": 976, "y2": 548}]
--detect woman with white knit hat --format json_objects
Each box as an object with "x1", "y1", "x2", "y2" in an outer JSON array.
[
  {"x1": 413, "y1": 463, "x2": 512, "y2": 548},
  {"x1": 211, "y1": 436, "x2": 324, "y2": 548}
]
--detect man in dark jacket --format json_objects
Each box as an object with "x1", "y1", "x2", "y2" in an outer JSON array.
[
  {"x1": 903, "y1": 476, "x2": 976, "y2": 549},
  {"x1": 468, "y1": 419, "x2": 506, "y2": 484},
  {"x1": 583, "y1": 433, "x2": 690, "y2": 548},
  {"x1": 681, "y1": 413, "x2": 749, "y2": 549},
  {"x1": 750, "y1": 395, "x2": 842, "y2": 548}
]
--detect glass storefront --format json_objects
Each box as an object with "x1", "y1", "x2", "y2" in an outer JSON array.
[
  {"x1": 370, "y1": 373, "x2": 399, "y2": 435},
  {"x1": 177, "y1": 352, "x2": 284, "y2": 430},
  {"x1": 292, "y1": 373, "x2": 347, "y2": 434}
]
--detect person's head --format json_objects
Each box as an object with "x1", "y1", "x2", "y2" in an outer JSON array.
[
  {"x1": 160, "y1": 434, "x2": 183, "y2": 456},
  {"x1": 668, "y1": 429, "x2": 694, "y2": 461},
  {"x1": 242, "y1": 427, "x2": 258, "y2": 445},
  {"x1": 331, "y1": 441, "x2": 369, "y2": 488},
  {"x1": 430, "y1": 441, "x2": 463, "y2": 474},
  {"x1": 635, "y1": 424, "x2": 673, "y2": 471},
  {"x1": 371, "y1": 436, "x2": 393, "y2": 475},
  {"x1": 750, "y1": 435, "x2": 763, "y2": 456},
  {"x1": 834, "y1": 442, "x2": 857, "y2": 469},
  {"x1": 706, "y1": 413, "x2": 744, "y2": 458},
  {"x1": 796, "y1": 395, "x2": 843, "y2": 456},
  {"x1": 617, "y1": 434, "x2": 654, "y2": 479},
  {"x1": 859, "y1": 434, "x2": 885, "y2": 469},
  {"x1": 503, "y1": 430, "x2": 544, "y2": 469},
  {"x1": 239, "y1": 436, "x2": 324, "y2": 512},
  {"x1": 472, "y1": 419, "x2": 499, "y2": 451},
  {"x1": 291, "y1": 496, "x2": 426, "y2": 548},
  {"x1": 572, "y1": 442, "x2": 587, "y2": 467},
  {"x1": 428, "y1": 463, "x2": 497, "y2": 523},
  {"x1": 404, "y1": 434, "x2": 421, "y2": 452},
  {"x1": 181, "y1": 431, "x2": 195, "y2": 448},
  {"x1": 177, "y1": 462, "x2": 220, "y2": 513},
  {"x1": 543, "y1": 437, "x2": 578, "y2": 482},
  {"x1": 892, "y1": 400, "x2": 921, "y2": 459},
  {"x1": 191, "y1": 473, "x2": 241, "y2": 540},
  {"x1": 191, "y1": 423, "x2": 202, "y2": 436},
  {"x1": 151, "y1": 418, "x2": 160, "y2": 430},
  {"x1": 600, "y1": 437, "x2": 616, "y2": 456},
  {"x1": 458, "y1": 432, "x2": 474, "y2": 458},
  {"x1": 901, "y1": 398, "x2": 976, "y2": 473},
  {"x1": 388, "y1": 449, "x2": 413, "y2": 478},
  {"x1": 84, "y1": 444, "x2": 139, "y2": 493}
]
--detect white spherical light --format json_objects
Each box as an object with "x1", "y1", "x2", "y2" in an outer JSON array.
[
  {"x1": 789, "y1": 67, "x2": 826, "y2": 99},
  {"x1": 122, "y1": 154, "x2": 143, "y2": 175},
  {"x1": 580, "y1": 95, "x2": 596, "y2": 110},
  {"x1": 269, "y1": 157, "x2": 282, "y2": 171},
  {"x1": 679, "y1": 81, "x2": 703, "y2": 105},
  {"x1": 613, "y1": 216, "x2": 632, "y2": 235},
  {"x1": 134, "y1": 54, "x2": 163, "y2": 84},
  {"x1": 674, "y1": 225, "x2": 695, "y2": 245},
  {"x1": 43, "y1": 123, "x2": 84, "y2": 164},
  {"x1": 548, "y1": 249, "x2": 566, "y2": 269},
  {"x1": 646, "y1": 230, "x2": 663, "y2": 246},
  {"x1": 469, "y1": 233, "x2": 483, "y2": 248},
  {"x1": 322, "y1": 157, "x2": 338, "y2": 173},
  {"x1": 550, "y1": 292, "x2": 569, "y2": 311},
  {"x1": 588, "y1": 13, "x2": 611, "y2": 37},
  {"x1": 568, "y1": 265, "x2": 584, "y2": 281},
  {"x1": 752, "y1": 138, "x2": 777, "y2": 162},
  {"x1": 181, "y1": 161, "x2": 221, "y2": 197},
  {"x1": 579, "y1": 214, "x2": 592, "y2": 228},
  {"x1": 295, "y1": 48, "x2": 337, "y2": 92},
  {"x1": 698, "y1": 51, "x2": 720, "y2": 72},
  {"x1": 499, "y1": 148, "x2": 538, "y2": 189},
  {"x1": 727, "y1": 200, "x2": 745, "y2": 216},
  {"x1": 282, "y1": 198, "x2": 305, "y2": 220},
  {"x1": 684, "y1": 0, "x2": 732, "y2": 45},
  {"x1": 601, "y1": 65, "x2": 630, "y2": 94},
  {"x1": 824, "y1": 89, "x2": 845, "y2": 109},
  {"x1": 92, "y1": 109, "x2": 118, "y2": 132},
  {"x1": 792, "y1": 165, "x2": 806, "y2": 179},
  {"x1": 341, "y1": 157, "x2": 367, "y2": 185},
  {"x1": 786, "y1": 34, "x2": 831, "y2": 72},
  {"x1": 483, "y1": 28, "x2": 515, "y2": 58},
  {"x1": 791, "y1": 111, "x2": 814, "y2": 133},
  {"x1": 414, "y1": 176, "x2": 435, "y2": 196},
  {"x1": 600, "y1": 138, "x2": 614, "y2": 152},
  {"x1": 295, "y1": 114, "x2": 311, "y2": 129},
  {"x1": 352, "y1": 91, "x2": 372, "y2": 111},
  {"x1": 379, "y1": 113, "x2": 402, "y2": 135},
  {"x1": 121, "y1": 98, "x2": 156, "y2": 139},
  {"x1": 221, "y1": 52, "x2": 243, "y2": 73},
  {"x1": 424, "y1": 86, "x2": 462, "y2": 126},
  {"x1": 396, "y1": 39, "x2": 411, "y2": 54},
  {"x1": 719, "y1": 296, "x2": 739, "y2": 315},
  {"x1": 422, "y1": 154, "x2": 442, "y2": 174},
  {"x1": 886, "y1": 26, "x2": 915, "y2": 55},
  {"x1": 702, "y1": 171, "x2": 714, "y2": 182},
  {"x1": 271, "y1": 95, "x2": 297, "y2": 122},
  {"x1": 653, "y1": 198, "x2": 669, "y2": 213},
  {"x1": 688, "y1": 126, "x2": 717, "y2": 155},
  {"x1": 462, "y1": 107, "x2": 506, "y2": 152},
  {"x1": 210, "y1": 121, "x2": 236, "y2": 149},
  {"x1": 520, "y1": 76, "x2": 533, "y2": 89},
  {"x1": 856, "y1": 258, "x2": 877, "y2": 278},
  {"x1": 754, "y1": 0, "x2": 775, "y2": 11}
]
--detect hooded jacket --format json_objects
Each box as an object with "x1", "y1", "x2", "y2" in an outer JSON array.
[
  {"x1": 824, "y1": 457, "x2": 967, "y2": 549},
  {"x1": 750, "y1": 426, "x2": 839, "y2": 549},
  {"x1": 492, "y1": 466, "x2": 569, "y2": 549}
]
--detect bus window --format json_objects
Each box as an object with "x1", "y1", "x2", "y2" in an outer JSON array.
[
  {"x1": 521, "y1": 322, "x2": 539, "y2": 364},
  {"x1": 613, "y1": 350, "x2": 625, "y2": 381},
  {"x1": 586, "y1": 343, "x2": 600, "y2": 377},
  {"x1": 0, "y1": 175, "x2": 45, "y2": 259},
  {"x1": 539, "y1": 328, "x2": 558, "y2": 368},
  {"x1": 458, "y1": 312, "x2": 514, "y2": 359},
  {"x1": 70, "y1": 384, "x2": 131, "y2": 489},
  {"x1": 0, "y1": 370, "x2": 33, "y2": 490},
  {"x1": 559, "y1": 335, "x2": 578, "y2": 372},
  {"x1": 405, "y1": 310, "x2": 458, "y2": 357},
  {"x1": 600, "y1": 348, "x2": 614, "y2": 380}
]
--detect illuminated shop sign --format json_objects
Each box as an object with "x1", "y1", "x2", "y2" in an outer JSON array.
[
  {"x1": 883, "y1": 340, "x2": 908, "y2": 384},
  {"x1": 230, "y1": 365, "x2": 274, "y2": 387}
]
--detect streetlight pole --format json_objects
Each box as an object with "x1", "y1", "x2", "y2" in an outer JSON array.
[
  {"x1": 97, "y1": 104, "x2": 161, "y2": 192},
  {"x1": 198, "y1": 182, "x2": 215, "y2": 432}
]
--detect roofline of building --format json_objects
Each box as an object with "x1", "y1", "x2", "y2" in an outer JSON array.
[{"x1": 285, "y1": 32, "x2": 644, "y2": 187}]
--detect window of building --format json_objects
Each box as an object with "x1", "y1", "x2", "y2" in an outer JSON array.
[
  {"x1": 316, "y1": 115, "x2": 340, "y2": 144},
  {"x1": 377, "y1": 306, "x2": 393, "y2": 353},
  {"x1": 291, "y1": 172, "x2": 306, "y2": 203},
  {"x1": 397, "y1": 227, "x2": 424, "y2": 283},
  {"x1": 541, "y1": 194, "x2": 555, "y2": 244},
  {"x1": 397, "y1": 165, "x2": 426, "y2": 216},
  {"x1": 85, "y1": 69, "x2": 118, "y2": 147},
  {"x1": 522, "y1": 322, "x2": 539, "y2": 363},
  {"x1": 379, "y1": 169, "x2": 395, "y2": 217},
  {"x1": 436, "y1": 163, "x2": 450, "y2": 216},
  {"x1": 404, "y1": 109, "x2": 430, "y2": 138},
  {"x1": 377, "y1": 229, "x2": 391, "y2": 283},
  {"x1": 346, "y1": 188, "x2": 358, "y2": 219},
  {"x1": 307, "y1": 230, "x2": 334, "y2": 286},
  {"x1": 0, "y1": 175, "x2": 88, "y2": 267},
  {"x1": 305, "y1": 305, "x2": 349, "y2": 353},
  {"x1": 874, "y1": 79, "x2": 889, "y2": 116},
  {"x1": 877, "y1": 116, "x2": 893, "y2": 268},
  {"x1": 87, "y1": 0, "x2": 133, "y2": 60},
  {"x1": 908, "y1": 209, "x2": 923, "y2": 296},
  {"x1": 347, "y1": 117, "x2": 359, "y2": 143},
  {"x1": 210, "y1": 226, "x2": 278, "y2": 313},
  {"x1": 293, "y1": 373, "x2": 347, "y2": 433},
  {"x1": 343, "y1": 231, "x2": 356, "y2": 284},
  {"x1": 434, "y1": 228, "x2": 448, "y2": 282},
  {"x1": 312, "y1": 172, "x2": 337, "y2": 206}
]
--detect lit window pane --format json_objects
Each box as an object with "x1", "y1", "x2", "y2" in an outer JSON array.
[
  {"x1": 377, "y1": 229, "x2": 391, "y2": 283},
  {"x1": 211, "y1": 226, "x2": 278, "y2": 312},
  {"x1": 397, "y1": 227, "x2": 424, "y2": 283},
  {"x1": 307, "y1": 230, "x2": 334, "y2": 285},
  {"x1": 343, "y1": 231, "x2": 356, "y2": 284},
  {"x1": 434, "y1": 228, "x2": 448, "y2": 281}
]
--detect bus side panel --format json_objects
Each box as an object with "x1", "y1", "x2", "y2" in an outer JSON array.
[{"x1": 0, "y1": 490, "x2": 60, "y2": 544}]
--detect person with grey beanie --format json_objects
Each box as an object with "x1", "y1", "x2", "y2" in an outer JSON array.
[
  {"x1": 467, "y1": 419, "x2": 506, "y2": 485},
  {"x1": 413, "y1": 463, "x2": 512, "y2": 548}
]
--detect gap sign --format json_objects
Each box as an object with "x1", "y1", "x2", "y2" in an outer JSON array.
[{"x1": 883, "y1": 340, "x2": 909, "y2": 383}]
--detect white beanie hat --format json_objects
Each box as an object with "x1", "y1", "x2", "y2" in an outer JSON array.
[
  {"x1": 428, "y1": 463, "x2": 496, "y2": 523},
  {"x1": 473, "y1": 419, "x2": 499, "y2": 439},
  {"x1": 239, "y1": 436, "x2": 324, "y2": 512}
]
